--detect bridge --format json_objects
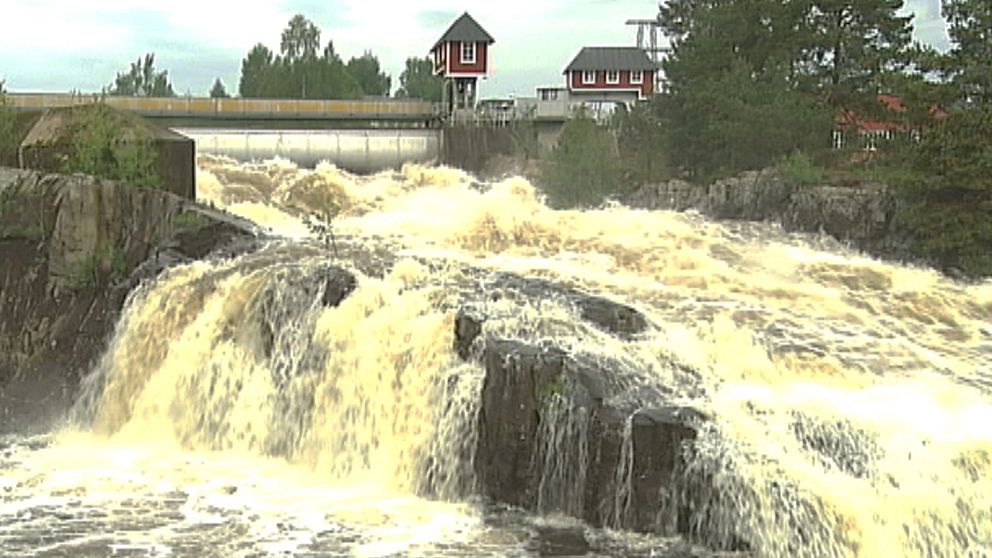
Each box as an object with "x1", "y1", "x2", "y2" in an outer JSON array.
[
  {"x1": 8, "y1": 93, "x2": 443, "y2": 173},
  {"x1": 6, "y1": 93, "x2": 439, "y2": 129}
]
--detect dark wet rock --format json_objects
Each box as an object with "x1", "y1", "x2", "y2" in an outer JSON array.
[
  {"x1": 484, "y1": 273, "x2": 649, "y2": 338},
  {"x1": 626, "y1": 169, "x2": 919, "y2": 268},
  {"x1": 0, "y1": 167, "x2": 257, "y2": 434},
  {"x1": 530, "y1": 524, "x2": 591, "y2": 556},
  {"x1": 628, "y1": 407, "x2": 702, "y2": 531},
  {"x1": 453, "y1": 311, "x2": 483, "y2": 360},
  {"x1": 466, "y1": 323, "x2": 703, "y2": 539},
  {"x1": 320, "y1": 267, "x2": 357, "y2": 308}
]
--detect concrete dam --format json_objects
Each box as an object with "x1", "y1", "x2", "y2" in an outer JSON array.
[{"x1": 175, "y1": 128, "x2": 441, "y2": 172}]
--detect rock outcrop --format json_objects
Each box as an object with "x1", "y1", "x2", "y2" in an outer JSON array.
[
  {"x1": 455, "y1": 301, "x2": 706, "y2": 538},
  {"x1": 626, "y1": 170, "x2": 917, "y2": 266},
  {"x1": 0, "y1": 167, "x2": 256, "y2": 433}
]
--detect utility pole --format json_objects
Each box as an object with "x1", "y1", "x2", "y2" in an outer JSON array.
[{"x1": 626, "y1": 2, "x2": 670, "y2": 90}]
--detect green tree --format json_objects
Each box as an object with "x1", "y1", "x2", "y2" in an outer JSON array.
[
  {"x1": 280, "y1": 14, "x2": 321, "y2": 64},
  {"x1": 804, "y1": 0, "x2": 914, "y2": 110},
  {"x1": 237, "y1": 18, "x2": 363, "y2": 100},
  {"x1": 896, "y1": 108, "x2": 992, "y2": 275},
  {"x1": 940, "y1": 0, "x2": 992, "y2": 105},
  {"x1": 106, "y1": 53, "x2": 176, "y2": 97},
  {"x1": 346, "y1": 52, "x2": 391, "y2": 97},
  {"x1": 209, "y1": 78, "x2": 230, "y2": 98},
  {"x1": 540, "y1": 116, "x2": 623, "y2": 209},
  {"x1": 395, "y1": 57, "x2": 442, "y2": 102},
  {"x1": 239, "y1": 43, "x2": 275, "y2": 97},
  {"x1": 615, "y1": 103, "x2": 671, "y2": 186}
]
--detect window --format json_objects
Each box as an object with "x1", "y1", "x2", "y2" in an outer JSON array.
[
  {"x1": 606, "y1": 70, "x2": 620, "y2": 84},
  {"x1": 461, "y1": 42, "x2": 476, "y2": 64},
  {"x1": 630, "y1": 70, "x2": 644, "y2": 84},
  {"x1": 581, "y1": 71, "x2": 596, "y2": 85}
]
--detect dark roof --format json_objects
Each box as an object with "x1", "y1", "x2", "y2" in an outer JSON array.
[
  {"x1": 432, "y1": 12, "x2": 494, "y2": 50},
  {"x1": 563, "y1": 47, "x2": 658, "y2": 73}
]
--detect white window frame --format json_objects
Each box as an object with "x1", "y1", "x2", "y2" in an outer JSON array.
[
  {"x1": 581, "y1": 71, "x2": 596, "y2": 85},
  {"x1": 461, "y1": 42, "x2": 476, "y2": 65},
  {"x1": 630, "y1": 70, "x2": 644, "y2": 84},
  {"x1": 606, "y1": 70, "x2": 620, "y2": 84}
]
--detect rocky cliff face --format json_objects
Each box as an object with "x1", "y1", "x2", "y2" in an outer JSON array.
[
  {"x1": 451, "y1": 277, "x2": 719, "y2": 545},
  {"x1": 626, "y1": 170, "x2": 918, "y2": 267},
  {"x1": 0, "y1": 168, "x2": 255, "y2": 433}
]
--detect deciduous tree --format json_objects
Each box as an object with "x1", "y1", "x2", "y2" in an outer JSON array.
[
  {"x1": 346, "y1": 52, "x2": 391, "y2": 97},
  {"x1": 395, "y1": 57, "x2": 442, "y2": 102},
  {"x1": 106, "y1": 53, "x2": 175, "y2": 97}
]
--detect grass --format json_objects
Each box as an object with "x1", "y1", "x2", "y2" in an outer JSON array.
[
  {"x1": 66, "y1": 244, "x2": 127, "y2": 290},
  {"x1": 172, "y1": 210, "x2": 211, "y2": 234}
]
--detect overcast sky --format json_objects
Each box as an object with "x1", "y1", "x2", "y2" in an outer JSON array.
[{"x1": 0, "y1": 0, "x2": 950, "y2": 98}]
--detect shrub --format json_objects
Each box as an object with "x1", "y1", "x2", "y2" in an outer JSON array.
[
  {"x1": 777, "y1": 151, "x2": 825, "y2": 185},
  {"x1": 62, "y1": 104, "x2": 161, "y2": 189},
  {"x1": 540, "y1": 116, "x2": 623, "y2": 209},
  {"x1": 0, "y1": 80, "x2": 18, "y2": 165}
]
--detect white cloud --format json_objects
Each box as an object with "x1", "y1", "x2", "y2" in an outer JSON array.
[{"x1": 0, "y1": 0, "x2": 950, "y2": 97}]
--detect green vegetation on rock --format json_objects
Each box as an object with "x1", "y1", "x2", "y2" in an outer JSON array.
[
  {"x1": 778, "y1": 152, "x2": 825, "y2": 186},
  {"x1": 61, "y1": 105, "x2": 161, "y2": 189},
  {"x1": 66, "y1": 243, "x2": 127, "y2": 290},
  {"x1": 0, "y1": 80, "x2": 18, "y2": 165},
  {"x1": 171, "y1": 210, "x2": 211, "y2": 234}
]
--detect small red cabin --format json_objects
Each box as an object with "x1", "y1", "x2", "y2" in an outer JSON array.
[
  {"x1": 563, "y1": 47, "x2": 658, "y2": 103},
  {"x1": 431, "y1": 12, "x2": 494, "y2": 114}
]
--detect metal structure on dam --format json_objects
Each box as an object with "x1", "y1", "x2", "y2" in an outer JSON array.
[
  {"x1": 8, "y1": 93, "x2": 442, "y2": 172},
  {"x1": 177, "y1": 128, "x2": 441, "y2": 172}
]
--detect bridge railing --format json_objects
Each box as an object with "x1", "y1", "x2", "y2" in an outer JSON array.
[{"x1": 5, "y1": 93, "x2": 438, "y2": 121}]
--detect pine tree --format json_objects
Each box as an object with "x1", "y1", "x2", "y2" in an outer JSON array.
[
  {"x1": 941, "y1": 0, "x2": 992, "y2": 105},
  {"x1": 209, "y1": 78, "x2": 229, "y2": 98}
]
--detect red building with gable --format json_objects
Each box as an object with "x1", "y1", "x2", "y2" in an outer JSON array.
[
  {"x1": 563, "y1": 47, "x2": 658, "y2": 104},
  {"x1": 431, "y1": 12, "x2": 494, "y2": 115}
]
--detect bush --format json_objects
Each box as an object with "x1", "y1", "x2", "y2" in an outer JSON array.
[
  {"x1": 540, "y1": 116, "x2": 623, "y2": 209},
  {"x1": 0, "y1": 80, "x2": 18, "y2": 165},
  {"x1": 777, "y1": 151, "x2": 824, "y2": 185},
  {"x1": 62, "y1": 104, "x2": 161, "y2": 189}
]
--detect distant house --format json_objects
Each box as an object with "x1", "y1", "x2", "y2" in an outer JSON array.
[
  {"x1": 430, "y1": 12, "x2": 495, "y2": 114},
  {"x1": 563, "y1": 47, "x2": 658, "y2": 105},
  {"x1": 834, "y1": 94, "x2": 948, "y2": 151}
]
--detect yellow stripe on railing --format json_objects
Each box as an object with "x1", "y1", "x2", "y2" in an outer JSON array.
[{"x1": 6, "y1": 93, "x2": 434, "y2": 119}]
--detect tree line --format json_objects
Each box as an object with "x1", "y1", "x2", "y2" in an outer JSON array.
[
  {"x1": 104, "y1": 14, "x2": 441, "y2": 101},
  {"x1": 543, "y1": 0, "x2": 991, "y2": 276}
]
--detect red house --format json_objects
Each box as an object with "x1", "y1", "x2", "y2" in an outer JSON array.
[
  {"x1": 431, "y1": 12, "x2": 494, "y2": 114},
  {"x1": 563, "y1": 47, "x2": 658, "y2": 104},
  {"x1": 834, "y1": 94, "x2": 948, "y2": 151}
]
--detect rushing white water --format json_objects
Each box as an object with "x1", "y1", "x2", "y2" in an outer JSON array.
[{"x1": 2, "y1": 154, "x2": 990, "y2": 557}]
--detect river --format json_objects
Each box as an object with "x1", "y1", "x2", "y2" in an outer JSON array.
[{"x1": 1, "y1": 156, "x2": 990, "y2": 557}]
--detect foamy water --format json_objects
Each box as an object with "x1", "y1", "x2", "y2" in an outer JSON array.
[{"x1": 1, "y1": 155, "x2": 989, "y2": 557}]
